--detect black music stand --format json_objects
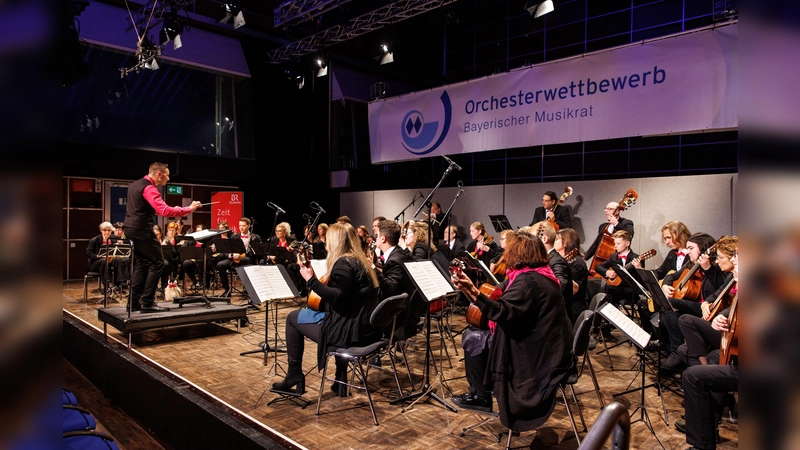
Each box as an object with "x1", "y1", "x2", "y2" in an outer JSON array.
[
  {"x1": 212, "y1": 238, "x2": 249, "y2": 297},
  {"x1": 268, "y1": 246, "x2": 294, "y2": 266},
  {"x1": 457, "y1": 250, "x2": 500, "y2": 287},
  {"x1": 637, "y1": 268, "x2": 683, "y2": 403},
  {"x1": 488, "y1": 214, "x2": 513, "y2": 233},
  {"x1": 172, "y1": 229, "x2": 231, "y2": 308},
  {"x1": 391, "y1": 260, "x2": 459, "y2": 415},
  {"x1": 97, "y1": 242, "x2": 131, "y2": 305},
  {"x1": 237, "y1": 264, "x2": 298, "y2": 367},
  {"x1": 597, "y1": 301, "x2": 665, "y2": 449}
]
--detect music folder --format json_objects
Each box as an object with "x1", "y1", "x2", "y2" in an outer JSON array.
[
  {"x1": 403, "y1": 260, "x2": 459, "y2": 303},
  {"x1": 596, "y1": 302, "x2": 651, "y2": 349},
  {"x1": 236, "y1": 265, "x2": 299, "y2": 306},
  {"x1": 488, "y1": 215, "x2": 513, "y2": 233},
  {"x1": 268, "y1": 246, "x2": 295, "y2": 265},
  {"x1": 636, "y1": 268, "x2": 676, "y2": 312}
]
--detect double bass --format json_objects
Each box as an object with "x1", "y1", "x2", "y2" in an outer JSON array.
[
  {"x1": 588, "y1": 188, "x2": 638, "y2": 278},
  {"x1": 548, "y1": 186, "x2": 574, "y2": 231}
]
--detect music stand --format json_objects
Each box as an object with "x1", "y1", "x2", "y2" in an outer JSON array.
[
  {"x1": 488, "y1": 215, "x2": 513, "y2": 233},
  {"x1": 391, "y1": 260, "x2": 459, "y2": 416},
  {"x1": 212, "y1": 238, "x2": 249, "y2": 296},
  {"x1": 268, "y1": 246, "x2": 294, "y2": 266},
  {"x1": 97, "y1": 242, "x2": 131, "y2": 305},
  {"x1": 597, "y1": 301, "x2": 665, "y2": 449},
  {"x1": 457, "y1": 250, "x2": 500, "y2": 286},
  {"x1": 637, "y1": 268, "x2": 683, "y2": 403},
  {"x1": 172, "y1": 229, "x2": 231, "y2": 308}
]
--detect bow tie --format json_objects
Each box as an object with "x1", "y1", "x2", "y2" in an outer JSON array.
[{"x1": 676, "y1": 251, "x2": 685, "y2": 257}]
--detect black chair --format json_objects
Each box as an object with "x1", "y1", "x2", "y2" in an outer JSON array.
[
  {"x1": 572, "y1": 310, "x2": 606, "y2": 409},
  {"x1": 83, "y1": 271, "x2": 102, "y2": 302},
  {"x1": 315, "y1": 293, "x2": 409, "y2": 426}
]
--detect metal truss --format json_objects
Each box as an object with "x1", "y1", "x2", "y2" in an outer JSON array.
[
  {"x1": 125, "y1": 0, "x2": 197, "y2": 33},
  {"x1": 266, "y1": 0, "x2": 457, "y2": 64},
  {"x1": 273, "y1": 0, "x2": 357, "y2": 28}
]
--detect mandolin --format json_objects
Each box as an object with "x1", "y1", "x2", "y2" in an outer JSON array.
[
  {"x1": 451, "y1": 259, "x2": 501, "y2": 329},
  {"x1": 548, "y1": 186, "x2": 574, "y2": 231},
  {"x1": 470, "y1": 235, "x2": 494, "y2": 258},
  {"x1": 298, "y1": 244, "x2": 326, "y2": 311},
  {"x1": 604, "y1": 249, "x2": 657, "y2": 287},
  {"x1": 588, "y1": 188, "x2": 639, "y2": 278}
]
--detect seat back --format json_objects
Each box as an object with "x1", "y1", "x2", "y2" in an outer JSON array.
[
  {"x1": 572, "y1": 310, "x2": 595, "y2": 358},
  {"x1": 369, "y1": 293, "x2": 409, "y2": 331},
  {"x1": 588, "y1": 293, "x2": 608, "y2": 327}
]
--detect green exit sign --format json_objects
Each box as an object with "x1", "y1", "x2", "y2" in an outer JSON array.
[{"x1": 167, "y1": 185, "x2": 183, "y2": 195}]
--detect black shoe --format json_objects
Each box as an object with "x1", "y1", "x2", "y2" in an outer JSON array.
[
  {"x1": 272, "y1": 373, "x2": 306, "y2": 395},
  {"x1": 140, "y1": 303, "x2": 170, "y2": 313},
  {"x1": 451, "y1": 393, "x2": 492, "y2": 412},
  {"x1": 331, "y1": 367, "x2": 348, "y2": 397},
  {"x1": 126, "y1": 303, "x2": 141, "y2": 312},
  {"x1": 661, "y1": 352, "x2": 687, "y2": 373},
  {"x1": 676, "y1": 420, "x2": 719, "y2": 444}
]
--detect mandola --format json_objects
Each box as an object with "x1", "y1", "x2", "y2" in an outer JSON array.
[{"x1": 605, "y1": 249, "x2": 657, "y2": 287}]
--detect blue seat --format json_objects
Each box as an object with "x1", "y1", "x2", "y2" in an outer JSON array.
[
  {"x1": 63, "y1": 405, "x2": 96, "y2": 433},
  {"x1": 63, "y1": 388, "x2": 78, "y2": 406},
  {"x1": 63, "y1": 430, "x2": 121, "y2": 450}
]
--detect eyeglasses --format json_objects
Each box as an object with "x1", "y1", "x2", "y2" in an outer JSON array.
[{"x1": 603, "y1": 207, "x2": 615, "y2": 211}]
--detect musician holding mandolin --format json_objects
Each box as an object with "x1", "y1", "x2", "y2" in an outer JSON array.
[
  {"x1": 274, "y1": 222, "x2": 381, "y2": 397},
  {"x1": 529, "y1": 189, "x2": 572, "y2": 230},
  {"x1": 449, "y1": 231, "x2": 572, "y2": 425},
  {"x1": 215, "y1": 217, "x2": 262, "y2": 298},
  {"x1": 466, "y1": 221, "x2": 499, "y2": 270}
]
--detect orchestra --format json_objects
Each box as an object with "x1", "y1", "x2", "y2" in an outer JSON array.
[{"x1": 86, "y1": 167, "x2": 740, "y2": 449}]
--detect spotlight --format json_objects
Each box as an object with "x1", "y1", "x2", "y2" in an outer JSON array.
[
  {"x1": 160, "y1": 12, "x2": 184, "y2": 49},
  {"x1": 218, "y1": 3, "x2": 245, "y2": 28},
  {"x1": 296, "y1": 75, "x2": 304, "y2": 89},
  {"x1": 376, "y1": 41, "x2": 394, "y2": 65},
  {"x1": 525, "y1": 0, "x2": 554, "y2": 18},
  {"x1": 145, "y1": 58, "x2": 159, "y2": 70},
  {"x1": 316, "y1": 57, "x2": 328, "y2": 77}
]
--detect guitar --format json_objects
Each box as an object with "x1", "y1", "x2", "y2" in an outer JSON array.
[
  {"x1": 548, "y1": 186, "x2": 573, "y2": 231},
  {"x1": 470, "y1": 235, "x2": 494, "y2": 258},
  {"x1": 719, "y1": 291, "x2": 738, "y2": 365},
  {"x1": 451, "y1": 259, "x2": 501, "y2": 329},
  {"x1": 704, "y1": 278, "x2": 736, "y2": 321},
  {"x1": 671, "y1": 243, "x2": 718, "y2": 300},
  {"x1": 604, "y1": 249, "x2": 657, "y2": 287},
  {"x1": 588, "y1": 188, "x2": 639, "y2": 278}
]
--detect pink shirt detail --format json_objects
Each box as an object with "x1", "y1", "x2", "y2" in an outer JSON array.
[{"x1": 142, "y1": 175, "x2": 193, "y2": 218}]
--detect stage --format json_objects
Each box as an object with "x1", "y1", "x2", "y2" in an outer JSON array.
[{"x1": 63, "y1": 280, "x2": 739, "y2": 449}]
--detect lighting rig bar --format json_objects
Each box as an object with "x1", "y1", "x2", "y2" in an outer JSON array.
[
  {"x1": 125, "y1": 0, "x2": 196, "y2": 32},
  {"x1": 274, "y1": 0, "x2": 356, "y2": 28},
  {"x1": 266, "y1": 0, "x2": 456, "y2": 64}
]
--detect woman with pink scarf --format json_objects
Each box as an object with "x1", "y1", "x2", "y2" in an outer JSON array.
[{"x1": 450, "y1": 231, "x2": 573, "y2": 434}]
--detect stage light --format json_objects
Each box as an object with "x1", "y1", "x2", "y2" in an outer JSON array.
[
  {"x1": 145, "y1": 58, "x2": 159, "y2": 70},
  {"x1": 160, "y1": 12, "x2": 184, "y2": 49},
  {"x1": 218, "y1": 3, "x2": 245, "y2": 28},
  {"x1": 525, "y1": 0, "x2": 554, "y2": 18},
  {"x1": 377, "y1": 41, "x2": 394, "y2": 65},
  {"x1": 316, "y1": 57, "x2": 328, "y2": 77}
]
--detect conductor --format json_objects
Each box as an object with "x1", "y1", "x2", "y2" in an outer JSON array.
[{"x1": 124, "y1": 162, "x2": 202, "y2": 312}]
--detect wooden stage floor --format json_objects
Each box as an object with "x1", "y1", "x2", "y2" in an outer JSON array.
[{"x1": 63, "y1": 280, "x2": 738, "y2": 449}]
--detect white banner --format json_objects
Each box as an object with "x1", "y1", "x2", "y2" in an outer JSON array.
[{"x1": 368, "y1": 24, "x2": 737, "y2": 164}]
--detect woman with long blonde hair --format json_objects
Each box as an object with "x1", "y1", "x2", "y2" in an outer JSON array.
[{"x1": 273, "y1": 222, "x2": 380, "y2": 396}]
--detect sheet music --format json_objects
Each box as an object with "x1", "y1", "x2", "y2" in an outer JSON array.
[
  {"x1": 597, "y1": 302, "x2": 651, "y2": 349},
  {"x1": 404, "y1": 260, "x2": 456, "y2": 302},
  {"x1": 309, "y1": 259, "x2": 328, "y2": 278},
  {"x1": 242, "y1": 265, "x2": 295, "y2": 301},
  {"x1": 186, "y1": 229, "x2": 218, "y2": 240}
]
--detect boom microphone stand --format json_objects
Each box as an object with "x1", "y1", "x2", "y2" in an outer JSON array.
[
  {"x1": 394, "y1": 192, "x2": 424, "y2": 223},
  {"x1": 391, "y1": 155, "x2": 461, "y2": 415}
]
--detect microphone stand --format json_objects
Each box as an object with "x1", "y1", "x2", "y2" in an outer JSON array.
[
  {"x1": 394, "y1": 192, "x2": 422, "y2": 223},
  {"x1": 392, "y1": 163, "x2": 459, "y2": 415}
]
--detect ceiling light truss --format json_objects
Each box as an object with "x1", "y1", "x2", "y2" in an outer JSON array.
[
  {"x1": 274, "y1": 0, "x2": 357, "y2": 28},
  {"x1": 125, "y1": 0, "x2": 196, "y2": 33},
  {"x1": 266, "y1": 0, "x2": 457, "y2": 64}
]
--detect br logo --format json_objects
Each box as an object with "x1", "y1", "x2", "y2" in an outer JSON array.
[{"x1": 400, "y1": 91, "x2": 452, "y2": 155}]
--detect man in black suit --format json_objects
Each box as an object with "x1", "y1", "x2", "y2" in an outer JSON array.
[
  {"x1": 532, "y1": 221, "x2": 572, "y2": 303},
  {"x1": 424, "y1": 201, "x2": 450, "y2": 245},
  {"x1": 584, "y1": 201, "x2": 635, "y2": 260},
  {"x1": 374, "y1": 219, "x2": 423, "y2": 337},
  {"x1": 438, "y1": 224, "x2": 465, "y2": 258},
  {"x1": 529, "y1": 190, "x2": 571, "y2": 229},
  {"x1": 216, "y1": 217, "x2": 263, "y2": 297}
]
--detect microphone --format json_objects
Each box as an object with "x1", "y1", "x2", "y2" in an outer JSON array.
[
  {"x1": 310, "y1": 201, "x2": 326, "y2": 213},
  {"x1": 302, "y1": 214, "x2": 311, "y2": 220},
  {"x1": 267, "y1": 202, "x2": 286, "y2": 214},
  {"x1": 442, "y1": 155, "x2": 462, "y2": 171}
]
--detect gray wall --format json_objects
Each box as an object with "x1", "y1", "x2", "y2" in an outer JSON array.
[{"x1": 340, "y1": 173, "x2": 738, "y2": 268}]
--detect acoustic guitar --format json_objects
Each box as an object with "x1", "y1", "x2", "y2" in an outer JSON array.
[
  {"x1": 704, "y1": 278, "x2": 736, "y2": 321},
  {"x1": 298, "y1": 244, "x2": 326, "y2": 311},
  {"x1": 670, "y1": 243, "x2": 718, "y2": 300},
  {"x1": 588, "y1": 188, "x2": 639, "y2": 278},
  {"x1": 719, "y1": 290, "x2": 738, "y2": 365},
  {"x1": 604, "y1": 249, "x2": 657, "y2": 287}
]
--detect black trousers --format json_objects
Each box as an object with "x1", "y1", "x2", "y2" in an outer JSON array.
[
  {"x1": 284, "y1": 309, "x2": 347, "y2": 374},
  {"x1": 216, "y1": 257, "x2": 254, "y2": 289},
  {"x1": 661, "y1": 298, "x2": 703, "y2": 352},
  {"x1": 461, "y1": 327, "x2": 492, "y2": 399},
  {"x1": 682, "y1": 364, "x2": 738, "y2": 449},
  {"x1": 679, "y1": 314, "x2": 720, "y2": 365},
  {"x1": 125, "y1": 227, "x2": 165, "y2": 306}
]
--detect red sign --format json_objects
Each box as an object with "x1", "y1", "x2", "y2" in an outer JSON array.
[{"x1": 212, "y1": 191, "x2": 244, "y2": 233}]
